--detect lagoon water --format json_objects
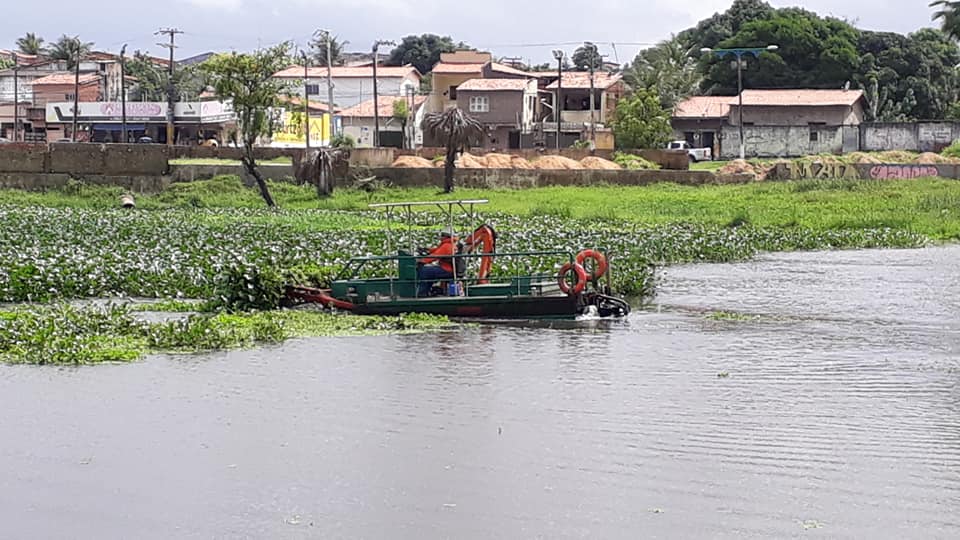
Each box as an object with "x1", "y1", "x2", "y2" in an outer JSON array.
[{"x1": 1, "y1": 246, "x2": 958, "y2": 539}]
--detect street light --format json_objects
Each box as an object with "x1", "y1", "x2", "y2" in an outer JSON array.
[
  {"x1": 301, "y1": 50, "x2": 311, "y2": 152},
  {"x1": 700, "y1": 44, "x2": 779, "y2": 159},
  {"x1": 371, "y1": 39, "x2": 396, "y2": 147},
  {"x1": 552, "y1": 49, "x2": 564, "y2": 150}
]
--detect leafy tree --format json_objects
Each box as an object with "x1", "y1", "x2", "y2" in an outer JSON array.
[
  {"x1": 931, "y1": 0, "x2": 960, "y2": 40},
  {"x1": 126, "y1": 52, "x2": 166, "y2": 101},
  {"x1": 309, "y1": 31, "x2": 345, "y2": 66},
  {"x1": 679, "y1": 0, "x2": 775, "y2": 51},
  {"x1": 393, "y1": 99, "x2": 411, "y2": 149},
  {"x1": 48, "y1": 35, "x2": 94, "y2": 69},
  {"x1": 16, "y1": 33, "x2": 45, "y2": 56},
  {"x1": 0, "y1": 58, "x2": 12, "y2": 70},
  {"x1": 626, "y1": 35, "x2": 702, "y2": 109},
  {"x1": 201, "y1": 44, "x2": 294, "y2": 207},
  {"x1": 700, "y1": 9, "x2": 860, "y2": 94},
  {"x1": 421, "y1": 108, "x2": 484, "y2": 193},
  {"x1": 610, "y1": 88, "x2": 673, "y2": 150},
  {"x1": 571, "y1": 43, "x2": 602, "y2": 71},
  {"x1": 386, "y1": 34, "x2": 469, "y2": 74}
]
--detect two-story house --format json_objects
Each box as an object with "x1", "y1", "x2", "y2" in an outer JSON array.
[
  {"x1": 273, "y1": 65, "x2": 421, "y2": 109},
  {"x1": 453, "y1": 78, "x2": 539, "y2": 150},
  {"x1": 429, "y1": 51, "x2": 537, "y2": 113}
]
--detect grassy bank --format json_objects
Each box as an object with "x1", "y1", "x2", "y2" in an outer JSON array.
[{"x1": 0, "y1": 303, "x2": 449, "y2": 365}]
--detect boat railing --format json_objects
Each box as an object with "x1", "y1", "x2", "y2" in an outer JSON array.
[{"x1": 336, "y1": 250, "x2": 576, "y2": 299}]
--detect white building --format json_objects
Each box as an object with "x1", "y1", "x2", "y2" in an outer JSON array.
[{"x1": 273, "y1": 65, "x2": 421, "y2": 110}]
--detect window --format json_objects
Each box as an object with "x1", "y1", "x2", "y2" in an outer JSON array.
[
  {"x1": 448, "y1": 86, "x2": 458, "y2": 100},
  {"x1": 469, "y1": 95, "x2": 489, "y2": 113},
  {"x1": 65, "y1": 93, "x2": 75, "y2": 101},
  {"x1": 305, "y1": 84, "x2": 320, "y2": 95},
  {"x1": 809, "y1": 131, "x2": 819, "y2": 142}
]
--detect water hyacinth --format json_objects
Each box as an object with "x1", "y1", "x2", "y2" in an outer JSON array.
[{"x1": 0, "y1": 206, "x2": 927, "y2": 304}]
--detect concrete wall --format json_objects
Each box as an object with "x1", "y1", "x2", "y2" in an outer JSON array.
[
  {"x1": 168, "y1": 164, "x2": 295, "y2": 184},
  {"x1": 772, "y1": 161, "x2": 958, "y2": 180},
  {"x1": 720, "y1": 125, "x2": 847, "y2": 159},
  {"x1": 860, "y1": 122, "x2": 960, "y2": 153},
  {"x1": 0, "y1": 142, "x2": 170, "y2": 175},
  {"x1": 348, "y1": 147, "x2": 690, "y2": 170},
  {"x1": 730, "y1": 104, "x2": 863, "y2": 126}
]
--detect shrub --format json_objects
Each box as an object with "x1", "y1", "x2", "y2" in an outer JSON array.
[
  {"x1": 613, "y1": 152, "x2": 660, "y2": 170},
  {"x1": 942, "y1": 140, "x2": 960, "y2": 159}
]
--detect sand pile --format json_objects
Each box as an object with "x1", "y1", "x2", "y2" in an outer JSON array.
[
  {"x1": 391, "y1": 156, "x2": 434, "y2": 168},
  {"x1": 482, "y1": 153, "x2": 516, "y2": 168},
  {"x1": 531, "y1": 155, "x2": 584, "y2": 170},
  {"x1": 456, "y1": 153, "x2": 487, "y2": 168},
  {"x1": 580, "y1": 156, "x2": 622, "y2": 170},
  {"x1": 718, "y1": 159, "x2": 756, "y2": 175},
  {"x1": 915, "y1": 152, "x2": 956, "y2": 164},
  {"x1": 510, "y1": 156, "x2": 535, "y2": 169},
  {"x1": 846, "y1": 152, "x2": 882, "y2": 164}
]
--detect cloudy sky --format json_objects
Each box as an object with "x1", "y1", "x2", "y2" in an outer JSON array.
[{"x1": 1, "y1": 0, "x2": 942, "y2": 64}]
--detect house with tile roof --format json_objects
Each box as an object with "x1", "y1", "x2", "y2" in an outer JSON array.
[
  {"x1": 273, "y1": 64, "x2": 421, "y2": 109},
  {"x1": 428, "y1": 51, "x2": 540, "y2": 115},
  {"x1": 451, "y1": 78, "x2": 539, "y2": 149},
  {"x1": 673, "y1": 89, "x2": 868, "y2": 159},
  {"x1": 339, "y1": 94, "x2": 428, "y2": 148}
]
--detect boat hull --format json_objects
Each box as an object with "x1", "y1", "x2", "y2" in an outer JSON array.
[{"x1": 351, "y1": 294, "x2": 583, "y2": 319}]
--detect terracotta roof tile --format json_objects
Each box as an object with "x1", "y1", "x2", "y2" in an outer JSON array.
[
  {"x1": 431, "y1": 62, "x2": 485, "y2": 75},
  {"x1": 274, "y1": 65, "x2": 420, "y2": 79},
  {"x1": 338, "y1": 95, "x2": 427, "y2": 118},
  {"x1": 736, "y1": 89, "x2": 865, "y2": 107},
  {"x1": 488, "y1": 62, "x2": 534, "y2": 77},
  {"x1": 673, "y1": 96, "x2": 733, "y2": 119},
  {"x1": 457, "y1": 78, "x2": 531, "y2": 91},
  {"x1": 545, "y1": 72, "x2": 622, "y2": 89},
  {"x1": 31, "y1": 72, "x2": 100, "y2": 86}
]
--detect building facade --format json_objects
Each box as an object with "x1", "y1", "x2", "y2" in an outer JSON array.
[{"x1": 273, "y1": 65, "x2": 421, "y2": 109}]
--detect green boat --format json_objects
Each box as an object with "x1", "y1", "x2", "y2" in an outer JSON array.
[{"x1": 285, "y1": 200, "x2": 630, "y2": 319}]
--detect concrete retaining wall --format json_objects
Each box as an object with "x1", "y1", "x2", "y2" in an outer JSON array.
[
  {"x1": 168, "y1": 164, "x2": 296, "y2": 185},
  {"x1": 0, "y1": 173, "x2": 172, "y2": 192},
  {"x1": 0, "y1": 142, "x2": 169, "y2": 175},
  {"x1": 349, "y1": 147, "x2": 690, "y2": 170}
]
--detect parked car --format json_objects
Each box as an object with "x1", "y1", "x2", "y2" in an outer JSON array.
[
  {"x1": 0, "y1": 137, "x2": 11, "y2": 144},
  {"x1": 667, "y1": 140, "x2": 712, "y2": 162},
  {"x1": 137, "y1": 136, "x2": 154, "y2": 144}
]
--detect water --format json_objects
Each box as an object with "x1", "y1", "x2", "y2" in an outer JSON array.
[{"x1": 2, "y1": 246, "x2": 959, "y2": 539}]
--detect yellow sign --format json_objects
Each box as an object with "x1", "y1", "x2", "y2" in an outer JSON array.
[{"x1": 273, "y1": 110, "x2": 330, "y2": 146}]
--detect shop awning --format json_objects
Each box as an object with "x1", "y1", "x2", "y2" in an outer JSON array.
[{"x1": 92, "y1": 124, "x2": 146, "y2": 132}]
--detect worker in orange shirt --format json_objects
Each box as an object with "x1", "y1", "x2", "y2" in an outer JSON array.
[{"x1": 417, "y1": 229, "x2": 456, "y2": 296}]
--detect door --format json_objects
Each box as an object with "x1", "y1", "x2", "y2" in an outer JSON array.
[
  {"x1": 701, "y1": 132, "x2": 715, "y2": 154},
  {"x1": 508, "y1": 130, "x2": 521, "y2": 149}
]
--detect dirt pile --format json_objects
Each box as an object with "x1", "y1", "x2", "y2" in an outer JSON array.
[
  {"x1": 391, "y1": 156, "x2": 434, "y2": 168},
  {"x1": 531, "y1": 156, "x2": 584, "y2": 170},
  {"x1": 457, "y1": 153, "x2": 487, "y2": 168},
  {"x1": 510, "y1": 156, "x2": 535, "y2": 169},
  {"x1": 580, "y1": 156, "x2": 622, "y2": 170}
]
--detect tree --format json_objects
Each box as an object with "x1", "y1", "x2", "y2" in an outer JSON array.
[
  {"x1": 571, "y1": 43, "x2": 603, "y2": 71},
  {"x1": 931, "y1": 1, "x2": 960, "y2": 40},
  {"x1": 393, "y1": 99, "x2": 411, "y2": 149},
  {"x1": 610, "y1": 88, "x2": 673, "y2": 150},
  {"x1": 0, "y1": 58, "x2": 12, "y2": 70},
  {"x1": 126, "y1": 52, "x2": 166, "y2": 100},
  {"x1": 626, "y1": 35, "x2": 702, "y2": 109},
  {"x1": 680, "y1": 0, "x2": 776, "y2": 51},
  {"x1": 700, "y1": 9, "x2": 860, "y2": 94},
  {"x1": 48, "y1": 35, "x2": 94, "y2": 69},
  {"x1": 309, "y1": 31, "x2": 345, "y2": 66},
  {"x1": 386, "y1": 34, "x2": 468, "y2": 74},
  {"x1": 201, "y1": 44, "x2": 294, "y2": 207},
  {"x1": 16, "y1": 33, "x2": 45, "y2": 56},
  {"x1": 421, "y1": 108, "x2": 484, "y2": 193}
]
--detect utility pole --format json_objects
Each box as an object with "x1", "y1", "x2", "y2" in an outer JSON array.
[
  {"x1": 319, "y1": 30, "x2": 336, "y2": 139},
  {"x1": 156, "y1": 27, "x2": 184, "y2": 146},
  {"x1": 12, "y1": 52, "x2": 18, "y2": 142},
  {"x1": 552, "y1": 49, "x2": 564, "y2": 150},
  {"x1": 120, "y1": 44, "x2": 127, "y2": 143},
  {"x1": 301, "y1": 51, "x2": 311, "y2": 151},
  {"x1": 371, "y1": 39, "x2": 395, "y2": 147},
  {"x1": 72, "y1": 39, "x2": 81, "y2": 143},
  {"x1": 583, "y1": 42, "x2": 609, "y2": 147}
]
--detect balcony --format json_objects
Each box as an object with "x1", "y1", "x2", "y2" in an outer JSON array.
[{"x1": 560, "y1": 110, "x2": 604, "y2": 125}]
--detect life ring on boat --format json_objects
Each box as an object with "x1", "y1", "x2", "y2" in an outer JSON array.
[
  {"x1": 558, "y1": 262, "x2": 588, "y2": 296},
  {"x1": 575, "y1": 249, "x2": 608, "y2": 281}
]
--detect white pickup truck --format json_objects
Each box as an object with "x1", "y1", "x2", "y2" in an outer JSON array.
[{"x1": 667, "y1": 140, "x2": 712, "y2": 162}]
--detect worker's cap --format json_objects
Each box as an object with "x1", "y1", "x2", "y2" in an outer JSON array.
[{"x1": 439, "y1": 228, "x2": 456, "y2": 238}]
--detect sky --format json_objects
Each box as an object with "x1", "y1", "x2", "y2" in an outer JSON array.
[{"x1": 0, "y1": 0, "x2": 943, "y2": 65}]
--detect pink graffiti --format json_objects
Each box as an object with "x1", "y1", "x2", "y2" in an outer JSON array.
[{"x1": 869, "y1": 165, "x2": 940, "y2": 180}]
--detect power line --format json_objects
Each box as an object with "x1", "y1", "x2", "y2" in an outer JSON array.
[{"x1": 155, "y1": 27, "x2": 183, "y2": 146}]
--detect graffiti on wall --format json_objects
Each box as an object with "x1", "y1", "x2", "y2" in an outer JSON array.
[{"x1": 867, "y1": 165, "x2": 940, "y2": 179}]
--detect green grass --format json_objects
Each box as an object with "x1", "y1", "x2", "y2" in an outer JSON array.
[{"x1": 690, "y1": 160, "x2": 728, "y2": 171}]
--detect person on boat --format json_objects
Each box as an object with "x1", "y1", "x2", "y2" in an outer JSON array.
[{"x1": 417, "y1": 229, "x2": 457, "y2": 296}]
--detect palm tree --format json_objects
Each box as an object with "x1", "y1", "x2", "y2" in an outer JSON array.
[
  {"x1": 48, "y1": 35, "x2": 94, "y2": 69},
  {"x1": 421, "y1": 108, "x2": 484, "y2": 193},
  {"x1": 16, "y1": 33, "x2": 45, "y2": 56},
  {"x1": 932, "y1": 1, "x2": 960, "y2": 40}
]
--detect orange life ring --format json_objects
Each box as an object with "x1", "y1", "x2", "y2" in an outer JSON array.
[
  {"x1": 576, "y1": 249, "x2": 608, "y2": 281},
  {"x1": 558, "y1": 262, "x2": 587, "y2": 296}
]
